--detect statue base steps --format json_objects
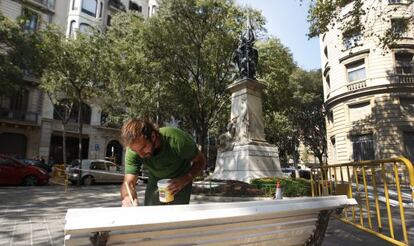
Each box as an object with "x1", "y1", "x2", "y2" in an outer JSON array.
[{"x1": 209, "y1": 144, "x2": 283, "y2": 183}]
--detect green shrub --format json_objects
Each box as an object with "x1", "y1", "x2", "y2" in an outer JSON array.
[{"x1": 250, "y1": 177, "x2": 311, "y2": 197}]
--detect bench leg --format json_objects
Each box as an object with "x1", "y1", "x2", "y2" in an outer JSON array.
[
  {"x1": 305, "y1": 210, "x2": 332, "y2": 246},
  {"x1": 90, "y1": 231, "x2": 109, "y2": 246}
]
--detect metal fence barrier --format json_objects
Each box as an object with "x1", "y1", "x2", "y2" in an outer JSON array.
[{"x1": 310, "y1": 157, "x2": 414, "y2": 246}]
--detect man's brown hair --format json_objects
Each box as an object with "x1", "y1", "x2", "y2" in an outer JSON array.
[{"x1": 121, "y1": 118, "x2": 157, "y2": 146}]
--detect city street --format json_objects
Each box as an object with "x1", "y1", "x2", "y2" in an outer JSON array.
[{"x1": 0, "y1": 184, "x2": 404, "y2": 245}]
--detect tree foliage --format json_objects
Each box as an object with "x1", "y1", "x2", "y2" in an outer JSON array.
[
  {"x1": 289, "y1": 69, "x2": 326, "y2": 164},
  {"x1": 307, "y1": 0, "x2": 413, "y2": 48},
  {"x1": 38, "y1": 26, "x2": 101, "y2": 164},
  {"x1": 0, "y1": 13, "x2": 40, "y2": 96},
  {"x1": 256, "y1": 38, "x2": 297, "y2": 163},
  {"x1": 95, "y1": 12, "x2": 152, "y2": 126}
]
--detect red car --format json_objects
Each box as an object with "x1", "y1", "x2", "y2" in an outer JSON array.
[{"x1": 0, "y1": 154, "x2": 49, "y2": 186}]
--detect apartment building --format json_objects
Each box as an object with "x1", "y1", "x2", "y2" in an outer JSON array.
[
  {"x1": 321, "y1": 0, "x2": 414, "y2": 164},
  {"x1": 0, "y1": 0, "x2": 157, "y2": 165}
]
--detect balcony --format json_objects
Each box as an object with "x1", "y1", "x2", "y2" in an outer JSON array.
[
  {"x1": 28, "y1": 0, "x2": 55, "y2": 11},
  {"x1": 390, "y1": 74, "x2": 414, "y2": 84},
  {"x1": 0, "y1": 108, "x2": 39, "y2": 124},
  {"x1": 347, "y1": 80, "x2": 367, "y2": 91},
  {"x1": 108, "y1": 0, "x2": 126, "y2": 11}
]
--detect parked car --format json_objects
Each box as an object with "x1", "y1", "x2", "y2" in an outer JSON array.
[
  {"x1": 0, "y1": 154, "x2": 49, "y2": 186},
  {"x1": 138, "y1": 165, "x2": 149, "y2": 183},
  {"x1": 281, "y1": 168, "x2": 296, "y2": 178},
  {"x1": 68, "y1": 159, "x2": 124, "y2": 185},
  {"x1": 18, "y1": 158, "x2": 52, "y2": 173}
]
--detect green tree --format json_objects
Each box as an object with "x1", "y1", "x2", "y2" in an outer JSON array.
[
  {"x1": 141, "y1": 0, "x2": 263, "y2": 153},
  {"x1": 306, "y1": 0, "x2": 414, "y2": 48},
  {"x1": 290, "y1": 69, "x2": 326, "y2": 165},
  {"x1": 94, "y1": 12, "x2": 155, "y2": 126},
  {"x1": 256, "y1": 37, "x2": 298, "y2": 164},
  {"x1": 38, "y1": 26, "x2": 101, "y2": 166},
  {"x1": 0, "y1": 13, "x2": 40, "y2": 96}
]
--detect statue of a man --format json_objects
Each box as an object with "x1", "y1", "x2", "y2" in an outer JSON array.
[{"x1": 233, "y1": 17, "x2": 258, "y2": 79}]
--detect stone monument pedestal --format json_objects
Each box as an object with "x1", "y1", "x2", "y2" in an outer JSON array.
[
  {"x1": 210, "y1": 78, "x2": 283, "y2": 183},
  {"x1": 210, "y1": 144, "x2": 282, "y2": 183}
]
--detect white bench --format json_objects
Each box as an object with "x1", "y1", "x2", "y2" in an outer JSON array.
[{"x1": 64, "y1": 196, "x2": 356, "y2": 246}]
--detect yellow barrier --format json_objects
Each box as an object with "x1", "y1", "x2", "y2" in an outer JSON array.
[{"x1": 310, "y1": 157, "x2": 414, "y2": 246}]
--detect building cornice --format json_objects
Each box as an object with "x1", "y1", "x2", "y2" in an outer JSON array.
[
  {"x1": 324, "y1": 83, "x2": 414, "y2": 110},
  {"x1": 339, "y1": 49, "x2": 370, "y2": 63}
]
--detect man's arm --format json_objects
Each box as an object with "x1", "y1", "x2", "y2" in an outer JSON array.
[
  {"x1": 168, "y1": 150, "x2": 206, "y2": 195},
  {"x1": 120, "y1": 174, "x2": 139, "y2": 207}
]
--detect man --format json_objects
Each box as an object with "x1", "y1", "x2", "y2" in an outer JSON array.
[{"x1": 120, "y1": 118, "x2": 206, "y2": 206}]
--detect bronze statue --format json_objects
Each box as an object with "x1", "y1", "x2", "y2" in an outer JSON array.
[{"x1": 233, "y1": 17, "x2": 258, "y2": 79}]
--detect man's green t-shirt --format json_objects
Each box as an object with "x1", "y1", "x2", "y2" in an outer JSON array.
[{"x1": 124, "y1": 127, "x2": 198, "y2": 179}]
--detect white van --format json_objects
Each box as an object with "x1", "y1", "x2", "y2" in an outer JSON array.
[{"x1": 68, "y1": 159, "x2": 124, "y2": 185}]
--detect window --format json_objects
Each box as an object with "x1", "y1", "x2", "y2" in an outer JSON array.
[
  {"x1": 69, "y1": 20, "x2": 76, "y2": 38},
  {"x1": 151, "y1": 5, "x2": 157, "y2": 15},
  {"x1": 22, "y1": 8, "x2": 39, "y2": 32},
  {"x1": 79, "y1": 23, "x2": 93, "y2": 34},
  {"x1": 53, "y1": 101, "x2": 91, "y2": 124},
  {"x1": 395, "y1": 53, "x2": 413, "y2": 75},
  {"x1": 90, "y1": 162, "x2": 106, "y2": 170},
  {"x1": 339, "y1": 0, "x2": 353, "y2": 7},
  {"x1": 129, "y1": 1, "x2": 142, "y2": 12},
  {"x1": 349, "y1": 102, "x2": 371, "y2": 122},
  {"x1": 326, "y1": 75, "x2": 331, "y2": 88},
  {"x1": 352, "y1": 134, "x2": 375, "y2": 161},
  {"x1": 0, "y1": 159, "x2": 14, "y2": 166},
  {"x1": 389, "y1": 0, "x2": 410, "y2": 4},
  {"x1": 107, "y1": 15, "x2": 112, "y2": 26},
  {"x1": 82, "y1": 0, "x2": 97, "y2": 16},
  {"x1": 324, "y1": 46, "x2": 329, "y2": 58},
  {"x1": 343, "y1": 34, "x2": 361, "y2": 49},
  {"x1": 343, "y1": 27, "x2": 361, "y2": 49},
  {"x1": 347, "y1": 60, "x2": 366, "y2": 82},
  {"x1": 72, "y1": 0, "x2": 78, "y2": 10},
  {"x1": 330, "y1": 136, "x2": 337, "y2": 163},
  {"x1": 327, "y1": 110, "x2": 334, "y2": 124},
  {"x1": 403, "y1": 132, "x2": 414, "y2": 163},
  {"x1": 391, "y1": 18, "x2": 409, "y2": 36},
  {"x1": 400, "y1": 98, "x2": 414, "y2": 114},
  {"x1": 99, "y1": 2, "x2": 103, "y2": 18}
]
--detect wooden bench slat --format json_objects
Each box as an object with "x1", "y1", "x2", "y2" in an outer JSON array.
[
  {"x1": 65, "y1": 196, "x2": 351, "y2": 234},
  {"x1": 106, "y1": 213, "x2": 318, "y2": 244},
  {"x1": 64, "y1": 196, "x2": 356, "y2": 246},
  {"x1": 110, "y1": 224, "x2": 315, "y2": 246}
]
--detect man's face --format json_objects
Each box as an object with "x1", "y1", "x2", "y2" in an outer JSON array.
[{"x1": 129, "y1": 136, "x2": 155, "y2": 159}]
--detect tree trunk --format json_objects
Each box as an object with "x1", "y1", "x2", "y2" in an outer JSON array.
[
  {"x1": 77, "y1": 99, "x2": 83, "y2": 186},
  {"x1": 62, "y1": 124, "x2": 67, "y2": 166}
]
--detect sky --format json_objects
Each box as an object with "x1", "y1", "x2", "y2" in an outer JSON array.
[{"x1": 236, "y1": 0, "x2": 321, "y2": 71}]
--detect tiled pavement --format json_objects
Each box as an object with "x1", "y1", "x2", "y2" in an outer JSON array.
[{"x1": 0, "y1": 184, "x2": 408, "y2": 245}]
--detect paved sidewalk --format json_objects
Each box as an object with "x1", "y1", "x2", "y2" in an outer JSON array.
[{"x1": 0, "y1": 185, "x2": 406, "y2": 245}]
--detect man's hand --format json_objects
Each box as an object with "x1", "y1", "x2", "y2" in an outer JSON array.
[
  {"x1": 121, "y1": 174, "x2": 138, "y2": 207},
  {"x1": 121, "y1": 197, "x2": 138, "y2": 207},
  {"x1": 168, "y1": 175, "x2": 192, "y2": 195}
]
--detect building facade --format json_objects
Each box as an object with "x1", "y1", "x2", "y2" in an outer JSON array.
[
  {"x1": 0, "y1": 0, "x2": 157, "y2": 165},
  {"x1": 321, "y1": 0, "x2": 414, "y2": 164}
]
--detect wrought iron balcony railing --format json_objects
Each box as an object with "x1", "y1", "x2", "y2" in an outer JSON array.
[
  {"x1": 0, "y1": 108, "x2": 39, "y2": 123},
  {"x1": 30, "y1": 0, "x2": 55, "y2": 10}
]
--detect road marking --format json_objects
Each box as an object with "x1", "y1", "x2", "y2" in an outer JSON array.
[
  {"x1": 43, "y1": 218, "x2": 54, "y2": 246},
  {"x1": 30, "y1": 218, "x2": 33, "y2": 246},
  {"x1": 9, "y1": 220, "x2": 16, "y2": 246}
]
